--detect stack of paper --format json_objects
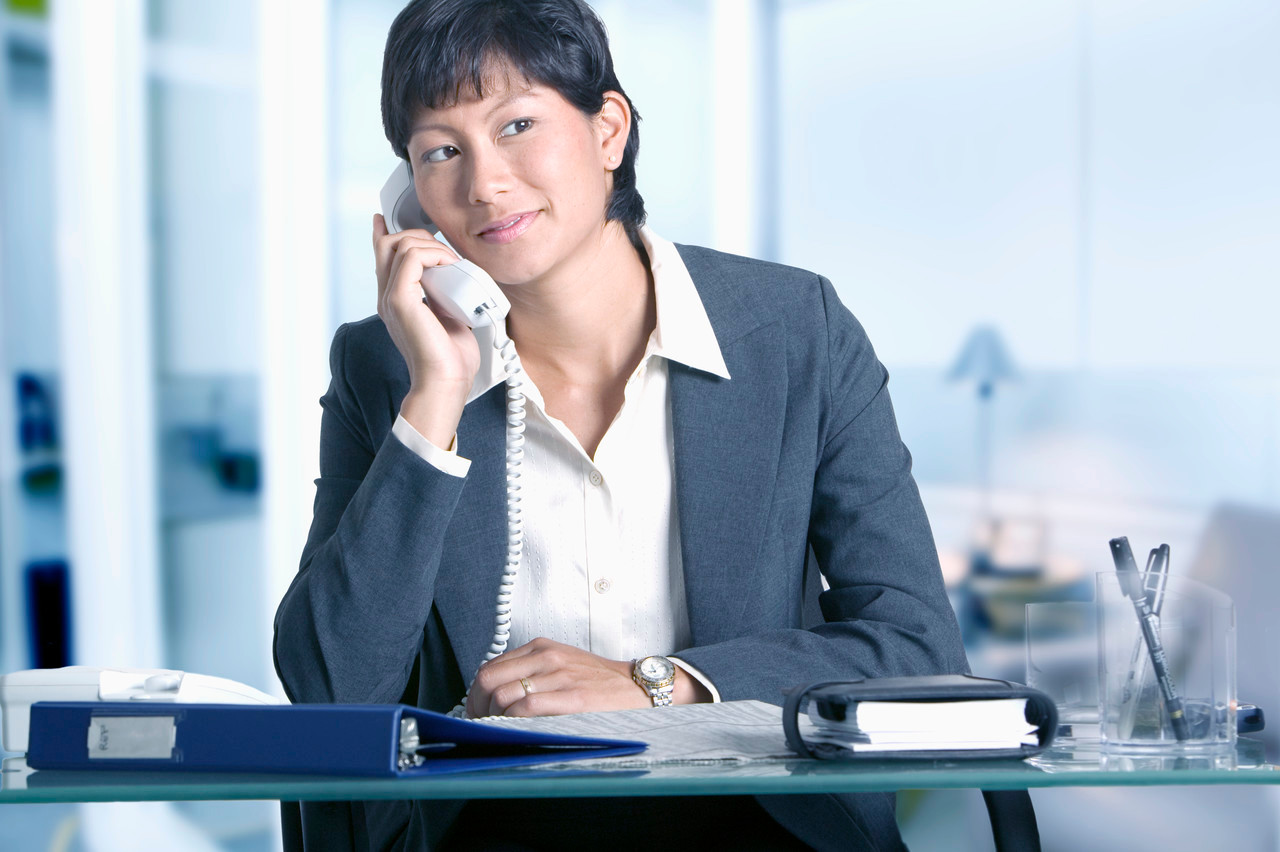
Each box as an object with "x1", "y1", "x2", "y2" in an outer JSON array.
[
  {"x1": 475, "y1": 700, "x2": 800, "y2": 767},
  {"x1": 808, "y1": 697, "x2": 1040, "y2": 752}
]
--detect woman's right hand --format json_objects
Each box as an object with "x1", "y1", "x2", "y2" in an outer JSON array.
[{"x1": 374, "y1": 213, "x2": 483, "y2": 448}]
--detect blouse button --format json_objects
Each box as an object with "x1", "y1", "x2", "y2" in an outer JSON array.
[
  {"x1": 588, "y1": 470, "x2": 604, "y2": 487},
  {"x1": 594, "y1": 578, "x2": 612, "y2": 594}
]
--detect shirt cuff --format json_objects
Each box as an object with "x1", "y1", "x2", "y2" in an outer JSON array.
[
  {"x1": 669, "y1": 657, "x2": 721, "y2": 703},
  {"x1": 392, "y1": 415, "x2": 472, "y2": 478}
]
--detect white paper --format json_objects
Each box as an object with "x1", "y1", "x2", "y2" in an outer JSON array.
[
  {"x1": 853, "y1": 698, "x2": 1031, "y2": 735},
  {"x1": 809, "y1": 696, "x2": 1039, "y2": 751},
  {"x1": 473, "y1": 700, "x2": 807, "y2": 766}
]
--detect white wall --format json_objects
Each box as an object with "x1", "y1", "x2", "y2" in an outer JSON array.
[
  {"x1": 1087, "y1": 0, "x2": 1280, "y2": 371},
  {"x1": 779, "y1": 0, "x2": 1082, "y2": 369},
  {"x1": 777, "y1": 0, "x2": 1280, "y2": 510},
  {"x1": 595, "y1": 0, "x2": 716, "y2": 248},
  {"x1": 151, "y1": 80, "x2": 260, "y2": 374},
  {"x1": 778, "y1": 0, "x2": 1280, "y2": 370}
]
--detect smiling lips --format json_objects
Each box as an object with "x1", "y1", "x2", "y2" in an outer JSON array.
[{"x1": 478, "y1": 211, "x2": 538, "y2": 244}]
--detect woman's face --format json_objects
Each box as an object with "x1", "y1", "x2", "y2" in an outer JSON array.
[{"x1": 405, "y1": 69, "x2": 623, "y2": 287}]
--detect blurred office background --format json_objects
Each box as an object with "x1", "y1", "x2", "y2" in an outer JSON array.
[{"x1": 1, "y1": 0, "x2": 1277, "y2": 849}]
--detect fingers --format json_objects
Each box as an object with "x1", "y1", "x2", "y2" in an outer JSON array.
[
  {"x1": 466, "y1": 644, "x2": 550, "y2": 718},
  {"x1": 482, "y1": 637, "x2": 543, "y2": 665},
  {"x1": 378, "y1": 238, "x2": 455, "y2": 308},
  {"x1": 377, "y1": 240, "x2": 467, "y2": 351},
  {"x1": 488, "y1": 670, "x2": 571, "y2": 718},
  {"x1": 372, "y1": 218, "x2": 456, "y2": 303},
  {"x1": 465, "y1": 639, "x2": 648, "y2": 719},
  {"x1": 372, "y1": 214, "x2": 393, "y2": 302}
]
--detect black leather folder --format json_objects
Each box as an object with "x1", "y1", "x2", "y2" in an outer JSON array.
[{"x1": 783, "y1": 674, "x2": 1058, "y2": 761}]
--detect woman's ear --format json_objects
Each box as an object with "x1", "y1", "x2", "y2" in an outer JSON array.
[{"x1": 597, "y1": 92, "x2": 630, "y2": 170}]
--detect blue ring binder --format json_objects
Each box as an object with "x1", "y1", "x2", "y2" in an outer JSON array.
[{"x1": 25, "y1": 702, "x2": 646, "y2": 777}]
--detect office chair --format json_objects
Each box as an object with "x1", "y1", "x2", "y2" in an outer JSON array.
[{"x1": 982, "y1": 789, "x2": 1040, "y2": 852}]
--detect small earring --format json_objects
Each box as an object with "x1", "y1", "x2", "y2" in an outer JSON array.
[{"x1": 609, "y1": 155, "x2": 617, "y2": 163}]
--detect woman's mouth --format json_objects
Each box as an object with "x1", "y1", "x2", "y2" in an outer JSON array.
[{"x1": 478, "y1": 211, "x2": 538, "y2": 244}]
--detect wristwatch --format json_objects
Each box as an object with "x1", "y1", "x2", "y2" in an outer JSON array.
[{"x1": 632, "y1": 655, "x2": 676, "y2": 707}]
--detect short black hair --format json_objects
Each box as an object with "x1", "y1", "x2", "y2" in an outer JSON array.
[{"x1": 381, "y1": 0, "x2": 646, "y2": 241}]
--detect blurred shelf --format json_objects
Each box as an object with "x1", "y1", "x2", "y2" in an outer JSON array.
[
  {"x1": 3, "y1": 13, "x2": 253, "y2": 90},
  {"x1": 160, "y1": 449, "x2": 260, "y2": 523},
  {"x1": 3, "y1": 10, "x2": 48, "y2": 60},
  {"x1": 159, "y1": 374, "x2": 261, "y2": 523}
]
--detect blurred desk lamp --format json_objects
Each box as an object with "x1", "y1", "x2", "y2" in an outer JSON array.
[{"x1": 947, "y1": 325, "x2": 1019, "y2": 555}]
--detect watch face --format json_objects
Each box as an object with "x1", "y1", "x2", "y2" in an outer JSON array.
[{"x1": 639, "y1": 656, "x2": 674, "y2": 682}]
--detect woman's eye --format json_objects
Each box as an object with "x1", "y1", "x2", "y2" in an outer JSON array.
[
  {"x1": 499, "y1": 118, "x2": 533, "y2": 137},
  {"x1": 424, "y1": 146, "x2": 458, "y2": 163}
]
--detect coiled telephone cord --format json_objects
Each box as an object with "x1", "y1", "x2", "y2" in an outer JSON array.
[
  {"x1": 448, "y1": 308, "x2": 525, "y2": 718},
  {"x1": 484, "y1": 310, "x2": 526, "y2": 661}
]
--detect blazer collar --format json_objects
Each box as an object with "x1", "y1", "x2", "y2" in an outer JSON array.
[{"x1": 464, "y1": 229, "x2": 731, "y2": 405}]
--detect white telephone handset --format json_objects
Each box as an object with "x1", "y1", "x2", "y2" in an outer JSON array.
[
  {"x1": 378, "y1": 162, "x2": 511, "y2": 329},
  {"x1": 380, "y1": 163, "x2": 526, "y2": 716}
]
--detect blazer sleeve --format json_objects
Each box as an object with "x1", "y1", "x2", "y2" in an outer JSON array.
[
  {"x1": 272, "y1": 322, "x2": 466, "y2": 704},
  {"x1": 674, "y1": 277, "x2": 969, "y2": 700}
]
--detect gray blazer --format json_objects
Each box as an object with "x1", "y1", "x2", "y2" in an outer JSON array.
[{"x1": 274, "y1": 244, "x2": 968, "y2": 851}]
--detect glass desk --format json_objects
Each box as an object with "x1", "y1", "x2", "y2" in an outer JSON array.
[{"x1": 2, "y1": 740, "x2": 1276, "y2": 805}]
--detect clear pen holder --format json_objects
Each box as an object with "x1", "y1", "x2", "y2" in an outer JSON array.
[{"x1": 1097, "y1": 572, "x2": 1236, "y2": 753}]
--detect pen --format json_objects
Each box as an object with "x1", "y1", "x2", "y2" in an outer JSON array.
[
  {"x1": 1110, "y1": 536, "x2": 1190, "y2": 741},
  {"x1": 1145, "y1": 543, "x2": 1171, "y2": 614},
  {"x1": 1119, "y1": 548, "x2": 1160, "y2": 706},
  {"x1": 1117, "y1": 544, "x2": 1172, "y2": 736}
]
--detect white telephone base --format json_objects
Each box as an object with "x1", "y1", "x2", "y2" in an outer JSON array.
[{"x1": 0, "y1": 666, "x2": 282, "y2": 754}]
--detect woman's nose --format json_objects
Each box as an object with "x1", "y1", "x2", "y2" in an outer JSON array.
[{"x1": 467, "y1": 148, "x2": 513, "y2": 206}]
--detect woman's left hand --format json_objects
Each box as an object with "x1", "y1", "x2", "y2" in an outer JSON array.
[{"x1": 466, "y1": 638, "x2": 651, "y2": 718}]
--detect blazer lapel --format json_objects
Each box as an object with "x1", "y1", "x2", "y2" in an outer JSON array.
[
  {"x1": 670, "y1": 247, "x2": 788, "y2": 647},
  {"x1": 434, "y1": 386, "x2": 510, "y2": 682}
]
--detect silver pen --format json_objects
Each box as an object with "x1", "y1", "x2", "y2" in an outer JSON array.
[{"x1": 1120, "y1": 545, "x2": 1170, "y2": 705}]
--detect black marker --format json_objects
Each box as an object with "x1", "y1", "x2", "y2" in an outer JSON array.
[{"x1": 1110, "y1": 536, "x2": 1190, "y2": 741}]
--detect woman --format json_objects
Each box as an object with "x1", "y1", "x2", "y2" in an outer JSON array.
[{"x1": 274, "y1": 0, "x2": 967, "y2": 848}]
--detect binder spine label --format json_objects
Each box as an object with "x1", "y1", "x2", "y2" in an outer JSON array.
[{"x1": 87, "y1": 715, "x2": 177, "y2": 760}]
